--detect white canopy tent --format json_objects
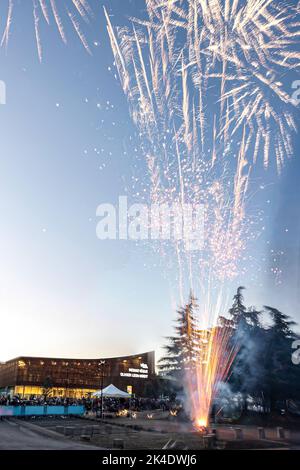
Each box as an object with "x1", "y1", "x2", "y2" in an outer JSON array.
[{"x1": 92, "y1": 384, "x2": 131, "y2": 398}]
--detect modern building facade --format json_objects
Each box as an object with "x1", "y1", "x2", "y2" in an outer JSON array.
[{"x1": 0, "y1": 351, "x2": 155, "y2": 398}]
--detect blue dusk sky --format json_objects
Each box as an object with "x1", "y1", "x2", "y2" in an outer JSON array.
[{"x1": 0, "y1": 0, "x2": 299, "y2": 362}]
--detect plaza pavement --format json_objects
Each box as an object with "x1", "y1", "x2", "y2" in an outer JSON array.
[{"x1": 0, "y1": 418, "x2": 100, "y2": 450}]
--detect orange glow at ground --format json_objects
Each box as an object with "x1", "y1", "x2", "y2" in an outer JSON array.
[{"x1": 195, "y1": 418, "x2": 208, "y2": 428}]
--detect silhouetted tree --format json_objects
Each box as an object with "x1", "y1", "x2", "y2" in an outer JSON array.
[
  {"x1": 143, "y1": 377, "x2": 173, "y2": 399},
  {"x1": 229, "y1": 286, "x2": 247, "y2": 326},
  {"x1": 158, "y1": 292, "x2": 199, "y2": 381},
  {"x1": 229, "y1": 288, "x2": 265, "y2": 411},
  {"x1": 266, "y1": 306, "x2": 296, "y2": 337},
  {"x1": 159, "y1": 286, "x2": 300, "y2": 417},
  {"x1": 263, "y1": 306, "x2": 299, "y2": 412},
  {"x1": 229, "y1": 286, "x2": 261, "y2": 329}
]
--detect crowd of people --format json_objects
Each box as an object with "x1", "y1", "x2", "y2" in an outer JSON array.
[
  {"x1": 0, "y1": 395, "x2": 87, "y2": 407},
  {"x1": 87, "y1": 397, "x2": 178, "y2": 414},
  {"x1": 0, "y1": 394, "x2": 179, "y2": 415}
]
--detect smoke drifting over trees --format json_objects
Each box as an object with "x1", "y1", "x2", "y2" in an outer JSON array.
[{"x1": 160, "y1": 287, "x2": 300, "y2": 417}]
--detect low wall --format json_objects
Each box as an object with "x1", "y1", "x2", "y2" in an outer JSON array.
[{"x1": 0, "y1": 405, "x2": 85, "y2": 417}]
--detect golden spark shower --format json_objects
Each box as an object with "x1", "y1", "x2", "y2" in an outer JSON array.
[{"x1": 105, "y1": 0, "x2": 300, "y2": 427}]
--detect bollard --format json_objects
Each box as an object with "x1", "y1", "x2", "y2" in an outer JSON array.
[
  {"x1": 64, "y1": 426, "x2": 75, "y2": 437},
  {"x1": 234, "y1": 428, "x2": 243, "y2": 440},
  {"x1": 257, "y1": 427, "x2": 266, "y2": 439},
  {"x1": 276, "y1": 427, "x2": 285, "y2": 439},
  {"x1": 113, "y1": 438, "x2": 124, "y2": 449}
]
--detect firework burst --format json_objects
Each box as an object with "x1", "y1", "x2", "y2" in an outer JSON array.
[
  {"x1": 104, "y1": 1, "x2": 257, "y2": 290},
  {"x1": 140, "y1": 0, "x2": 300, "y2": 172},
  {"x1": 105, "y1": 0, "x2": 299, "y2": 427},
  {"x1": 1, "y1": 0, "x2": 93, "y2": 61}
]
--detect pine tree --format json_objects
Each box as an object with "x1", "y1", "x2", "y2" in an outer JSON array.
[
  {"x1": 229, "y1": 286, "x2": 260, "y2": 329},
  {"x1": 263, "y1": 306, "x2": 299, "y2": 411},
  {"x1": 158, "y1": 292, "x2": 199, "y2": 380},
  {"x1": 229, "y1": 287, "x2": 264, "y2": 404},
  {"x1": 265, "y1": 306, "x2": 296, "y2": 338},
  {"x1": 245, "y1": 306, "x2": 261, "y2": 329},
  {"x1": 229, "y1": 286, "x2": 248, "y2": 326},
  {"x1": 216, "y1": 288, "x2": 300, "y2": 414}
]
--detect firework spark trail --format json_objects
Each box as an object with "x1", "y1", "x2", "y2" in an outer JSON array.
[
  {"x1": 0, "y1": 0, "x2": 92, "y2": 60},
  {"x1": 185, "y1": 287, "x2": 239, "y2": 427},
  {"x1": 67, "y1": 8, "x2": 92, "y2": 54},
  {"x1": 190, "y1": 317, "x2": 239, "y2": 427},
  {"x1": 39, "y1": 0, "x2": 50, "y2": 24},
  {"x1": 33, "y1": 0, "x2": 43, "y2": 62},
  {"x1": 50, "y1": 0, "x2": 67, "y2": 44},
  {"x1": 1, "y1": 0, "x2": 13, "y2": 49},
  {"x1": 105, "y1": 0, "x2": 299, "y2": 427}
]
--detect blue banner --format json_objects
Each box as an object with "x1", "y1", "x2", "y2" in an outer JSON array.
[{"x1": 0, "y1": 405, "x2": 85, "y2": 417}]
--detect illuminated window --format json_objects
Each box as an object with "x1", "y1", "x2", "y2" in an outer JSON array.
[{"x1": 18, "y1": 361, "x2": 26, "y2": 368}]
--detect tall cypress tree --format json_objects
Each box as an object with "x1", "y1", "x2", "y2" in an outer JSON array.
[
  {"x1": 229, "y1": 286, "x2": 248, "y2": 327},
  {"x1": 159, "y1": 292, "x2": 199, "y2": 380},
  {"x1": 229, "y1": 286, "x2": 261, "y2": 329}
]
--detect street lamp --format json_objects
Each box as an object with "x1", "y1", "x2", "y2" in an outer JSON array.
[{"x1": 98, "y1": 360, "x2": 106, "y2": 419}]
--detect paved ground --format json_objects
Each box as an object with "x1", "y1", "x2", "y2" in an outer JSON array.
[
  {"x1": 0, "y1": 419, "x2": 100, "y2": 450},
  {"x1": 1, "y1": 415, "x2": 299, "y2": 450},
  {"x1": 26, "y1": 416, "x2": 298, "y2": 449}
]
